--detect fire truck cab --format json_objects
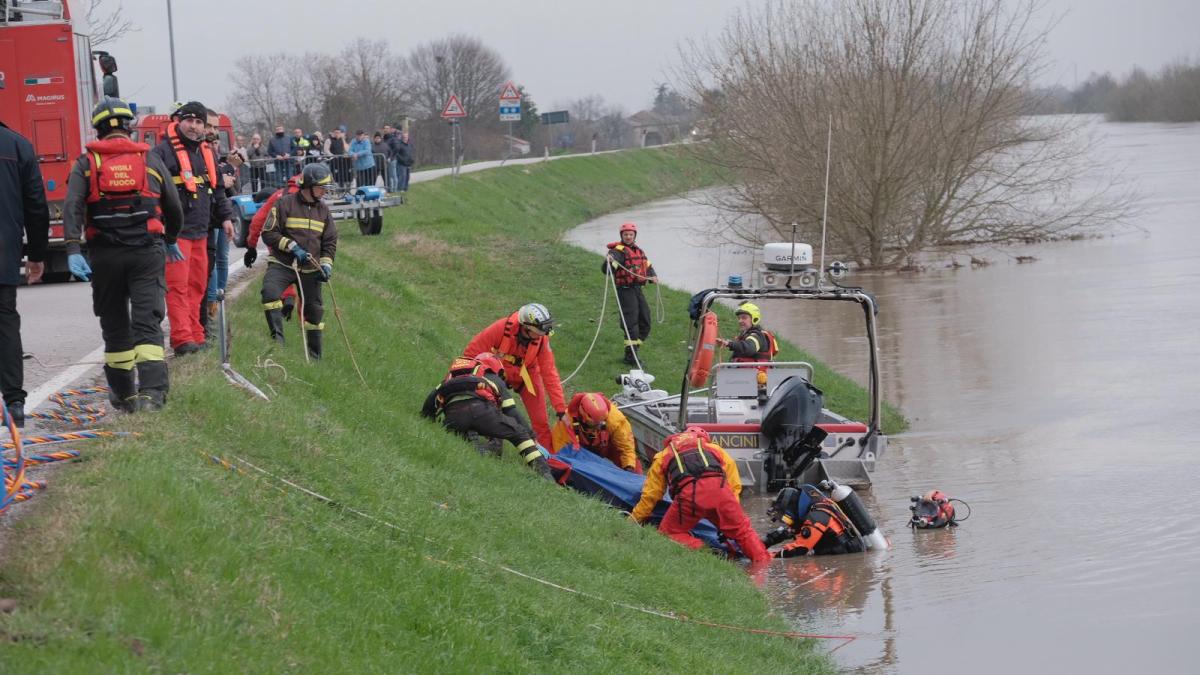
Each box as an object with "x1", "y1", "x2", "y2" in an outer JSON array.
[{"x1": 1, "y1": 0, "x2": 107, "y2": 278}]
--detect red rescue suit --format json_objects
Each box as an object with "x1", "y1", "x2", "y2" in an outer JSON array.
[
  {"x1": 463, "y1": 313, "x2": 566, "y2": 450},
  {"x1": 247, "y1": 176, "x2": 299, "y2": 306}
]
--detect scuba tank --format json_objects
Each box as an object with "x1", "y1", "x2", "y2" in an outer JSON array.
[{"x1": 820, "y1": 480, "x2": 889, "y2": 551}]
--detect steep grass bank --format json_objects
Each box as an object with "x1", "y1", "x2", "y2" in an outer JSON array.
[{"x1": 0, "y1": 148, "x2": 889, "y2": 672}]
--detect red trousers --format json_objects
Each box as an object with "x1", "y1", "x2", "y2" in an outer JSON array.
[
  {"x1": 518, "y1": 386, "x2": 553, "y2": 450},
  {"x1": 164, "y1": 238, "x2": 209, "y2": 348},
  {"x1": 658, "y1": 477, "x2": 771, "y2": 563}
]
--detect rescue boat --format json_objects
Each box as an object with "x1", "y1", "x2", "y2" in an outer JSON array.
[{"x1": 612, "y1": 243, "x2": 887, "y2": 491}]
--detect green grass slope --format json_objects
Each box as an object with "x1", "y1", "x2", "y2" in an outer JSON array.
[{"x1": 0, "y1": 148, "x2": 896, "y2": 672}]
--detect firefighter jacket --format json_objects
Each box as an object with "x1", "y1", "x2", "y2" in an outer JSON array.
[
  {"x1": 630, "y1": 438, "x2": 742, "y2": 524},
  {"x1": 463, "y1": 314, "x2": 567, "y2": 415},
  {"x1": 762, "y1": 499, "x2": 863, "y2": 558},
  {"x1": 602, "y1": 241, "x2": 656, "y2": 287},
  {"x1": 63, "y1": 135, "x2": 184, "y2": 255},
  {"x1": 0, "y1": 122, "x2": 49, "y2": 285},
  {"x1": 728, "y1": 326, "x2": 778, "y2": 362},
  {"x1": 260, "y1": 190, "x2": 337, "y2": 272},
  {"x1": 150, "y1": 124, "x2": 233, "y2": 240},
  {"x1": 551, "y1": 405, "x2": 638, "y2": 471},
  {"x1": 246, "y1": 175, "x2": 300, "y2": 249}
]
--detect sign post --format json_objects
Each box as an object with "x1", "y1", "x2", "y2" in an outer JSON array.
[
  {"x1": 440, "y1": 94, "x2": 467, "y2": 177},
  {"x1": 498, "y1": 81, "x2": 521, "y2": 160},
  {"x1": 539, "y1": 110, "x2": 570, "y2": 160}
]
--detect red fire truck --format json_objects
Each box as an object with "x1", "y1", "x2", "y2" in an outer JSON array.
[{"x1": 1, "y1": 0, "x2": 112, "y2": 278}]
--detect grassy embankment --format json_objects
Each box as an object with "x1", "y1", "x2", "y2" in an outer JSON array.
[{"x1": 0, "y1": 148, "x2": 900, "y2": 672}]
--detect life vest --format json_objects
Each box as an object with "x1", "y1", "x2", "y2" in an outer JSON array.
[
  {"x1": 731, "y1": 326, "x2": 779, "y2": 363},
  {"x1": 493, "y1": 313, "x2": 544, "y2": 394},
  {"x1": 607, "y1": 242, "x2": 650, "y2": 286},
  {"x1": 166, "y1": 121, "x2": 218, "y2": 197},
  {"x1": 663, "y1": 437, "x2": 726, "y2": 492},
  {"x1": 804, "y1": 501, "x2": 865, "y2": 554},
  {"x1": 433, "y1": 358, "x2": 502, "y2": 410},
  {"x1": 83, "y1": 137, "x2": 165, "y2": 242}
]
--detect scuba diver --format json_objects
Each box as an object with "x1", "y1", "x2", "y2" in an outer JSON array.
[
  {"x1": 910, "y1": 490, "x2": 960, "y2": 528},
  {"x1": 761, "y1": 485, "x2": 865, "y2": 558}
]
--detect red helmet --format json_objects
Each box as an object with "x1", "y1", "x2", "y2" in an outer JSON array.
[
  {"x1": 619, "y1": 222, "x2": 637, "y2": 236},
  {"x1": 576, "y1": 393, "x2": 610, "y2": 427},
  {"x1": 684, "y1": 426, "x2": 712, "y2": 443},
  {"x1": 472, "y1": 352, "x2": 504, "y2": 375},
  {"x1": 664, "y1": 427, "x2": 709, "y2": 450}
]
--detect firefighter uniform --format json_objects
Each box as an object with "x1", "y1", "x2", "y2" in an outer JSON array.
[
  {"x1": 259, "y1": 189, "x2": 337, "y2": 359},
  {"x1": 727, "y1": 325, "x2": 778, "y2": 362},
  {"x1": 463, "y1": 308, "x2": 566, "y2": 451},
  {"x1": 551, "y1": 392, "x2": 640, "y2": 472},
  {"x1": 421, "y1": 356, "x2": 551, "y2": 477},
  {"x1": 151, "y1": 106, "x2": 234, "y2": 352},
  {"x1": 602, "y1": 223, "x2": 656, "y2": 365},
  {"x1": 63, "y1": 104, "x2": 184, "y2": 411},
  {"x1": 630, "y1": 429, "x2": 771, "y2": 562}
]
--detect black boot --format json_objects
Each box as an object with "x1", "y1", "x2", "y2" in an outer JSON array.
[
  {"x1": 305, "y1": 329, "x2": 323, "y2": 360},
  {"x1": 105, "y1": 365, "x2": 138, "y2": 414},
  {"x1": 264, "y1": 309, "x2": 285, "y2": 345},
  {"x1": 528, "y1": 456, "x2": 554, "y2": 480},
  {"x1": 136, "y1": 389, "x2": 166, "y2": 412},
  {"x1": 5, "y1": 401, "x2": 25, "y2": 428},
  {"x1": 623, "y1": 346, "x2": 637, "y2": 366}
]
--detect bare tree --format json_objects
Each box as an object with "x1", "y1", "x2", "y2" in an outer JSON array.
[
  {"x1": 225, "y1": 53, "x2": 321, "y2": 134},
  {"x1": 86, "y1": 0, "x2": 137, "y2": 48},
  {"x1": 678, "y1": 0, "x2": 1133, "y2": 267},
  {"x1": 406, "y1": 35, "x2": 510, "y2": 122}
]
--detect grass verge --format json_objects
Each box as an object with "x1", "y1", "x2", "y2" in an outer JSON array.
[{"x1": 0, "y1": 148, "x2": 897, "y2": 672}]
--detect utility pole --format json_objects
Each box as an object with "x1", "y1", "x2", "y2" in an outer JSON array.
[{"x1": 166, "y1": 0, "x2": 178, "y2": 102}]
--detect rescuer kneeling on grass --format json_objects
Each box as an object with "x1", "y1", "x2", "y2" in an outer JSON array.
[
  {"x1": 715, "y1": 302, "x2": 778, "y2": 362},
  {"x1": 422, "y1": 353, "x2": 553, "y2": 478},
  {"x1": 259, "y1": 163, "x2": 337, "y2": 360},
  {"x1": 551, "y1": 392, "x2": 640, "y2": 473},
  {"x1": 761, "y1": 485, "x2": 865, "y2": 557},
  {"x1": 63, "y1": 97, "x2": 184, "y2": 412},
  {"x1": 463, "y1": 303, "x2": 566, "y2": 451},
  {"x1": 630, "y1": 427, "x2": 771, "y2": 562}
]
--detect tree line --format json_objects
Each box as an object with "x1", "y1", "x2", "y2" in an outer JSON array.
[{"x1": 1028, "y1": 61, "x2": 1200, "y2": 123}]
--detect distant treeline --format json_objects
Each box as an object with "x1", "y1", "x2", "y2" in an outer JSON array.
[{"x1": 1028, "y1": 61, "x2": 1200, "y2": 122}]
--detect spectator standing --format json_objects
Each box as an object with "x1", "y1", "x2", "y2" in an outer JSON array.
[
  {"x1": 395, "y1": 130, "x2": 414, "y2": 197},
  {"x1": 267, "y1": 124, "x2": 291, "y2": 190},
  {"x1": 325, "y1": 128, "x2": 351, "y2": 185},
  {"x1": 0, "y1": 120, "x2": 50, "y2": 426},
  {"x1": 246, "y1": 132, "x2": 268, "y2": 191},
  {"x1": 382, "y1": 124, "x2": 399, "y2": 191},
  {"x1": 371, "y1": 132, "x2": 388, "y2": 185},
  {"x1": 350, "y1": 130, "x2": 376, "y2": 188}
]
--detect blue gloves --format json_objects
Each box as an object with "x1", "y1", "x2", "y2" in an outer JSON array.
[
  {"x1": 67, "y1": 253, "x2": 92, "y2": 281},
  {"x1": 288, "y1": 241, "x2": 309, "y2": 263},
  {"x1": 165, "y1": 243, "x2": 186, "y2": 263},
  {"x1": 319, "y1": 263, "x2": 332, "y2": 281}
]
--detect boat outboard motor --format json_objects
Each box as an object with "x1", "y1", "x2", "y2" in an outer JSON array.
[
  {"x1": 910, "y1": 490, "x2": 959, "y2": 529},
  {"x1": 821, "y1": 480, "x2": 889, "y2": 550},
  {"x1": 760, "y1": 376, "x2": 827, "y2": 486}
]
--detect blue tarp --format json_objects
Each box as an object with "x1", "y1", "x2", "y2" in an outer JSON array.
[{"x1": 550, "y1": 446, "x2": 732, "y2": 552}]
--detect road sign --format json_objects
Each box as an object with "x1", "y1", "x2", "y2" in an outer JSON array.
[
  {"x1": 441, "y1": 93, "x2": 467, "y2": 120},
  {"x1": 499, "y1": 80, "x2": 521, "y2": 101},
  {"x1": 540, "y1": 110, "x2": 569, "y2": 125},
  {"x1": 500, "y1": 103, "x2": 521, "y2": 122}
]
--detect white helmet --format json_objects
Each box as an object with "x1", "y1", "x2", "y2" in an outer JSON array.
[{"x1": 517, "y1": 303, "x2": 555, "y2": 334}]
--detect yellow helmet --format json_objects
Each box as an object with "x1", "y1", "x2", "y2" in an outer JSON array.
[{"x1": 736, "y1": 302, "x2": 761, "y2": 325}]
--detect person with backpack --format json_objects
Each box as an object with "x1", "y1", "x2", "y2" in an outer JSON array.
[{"x1": 761, "y1": 485, "x2": 866, "y2": 557}]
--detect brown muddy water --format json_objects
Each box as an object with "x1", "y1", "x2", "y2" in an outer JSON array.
[{"x1": 568, "y1": 120, "x2": 1200, "y2": 673}]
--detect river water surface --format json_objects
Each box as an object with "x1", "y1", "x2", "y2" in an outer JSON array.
[{"x1": 568, "y1": 121, "x2": 1200, "y2": 673}]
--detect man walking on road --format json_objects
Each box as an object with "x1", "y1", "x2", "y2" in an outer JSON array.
[
  {"x1": 62, "y1": 97, "x2": 185, "y2": 412},
  {"x1": 0, "y1": 119, "x2": 50, "y2": 426}
]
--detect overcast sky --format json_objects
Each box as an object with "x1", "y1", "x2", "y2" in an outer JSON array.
[{"x1": 99, "y1": 0, "x2": 1199, "y2": 120}]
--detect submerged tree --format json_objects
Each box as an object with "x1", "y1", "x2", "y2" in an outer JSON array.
[{"x1": 677, "y1": 0, "x2": 1132, "y2": 267}]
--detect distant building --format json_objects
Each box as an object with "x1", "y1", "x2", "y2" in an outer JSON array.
[
  {"x1": 628, "y1": 110, "x2": 693, "y2": 147},
  {"x1": 504, "y1": 135, "x2": 531, "y2": 156}
]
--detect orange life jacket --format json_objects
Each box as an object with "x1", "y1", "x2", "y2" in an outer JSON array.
[
  {"x1": 83, "y1": 136, "x2": 164, "y2": 242},
  {"x1": 731, "y1": 326, "x2": 780, "y2": 363},
  {"x1": 166, "y1": 121, "x2": 218, "y2": 196},
  {"x1": 494, "y1": 313, "x2": 544, "y2": 393},
  {"x1": 433, "y1": 358, "x2": 502, "y2": 410},
  {"x1": 606, "y1": 241, "x2": 650, "y2": 286}
]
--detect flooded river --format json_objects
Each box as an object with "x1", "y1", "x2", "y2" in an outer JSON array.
[{"x1": 568, "y1": 120, "x2": 1200, "y2": 673}]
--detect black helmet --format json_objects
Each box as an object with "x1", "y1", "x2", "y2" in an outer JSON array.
[
  {"x1": 91, "y1": 96, "x2": 135, "y2": 135},
  {"x1": 300, "y1": 163, "x2": 333, "y2": 189},
  {"x1": 767, "y1": 486, "x2": 813, "y2": 525}
]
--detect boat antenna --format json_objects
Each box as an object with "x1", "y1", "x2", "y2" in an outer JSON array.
[{"x1": 818, "y1": 113, "x2": 833, "y2": 287}]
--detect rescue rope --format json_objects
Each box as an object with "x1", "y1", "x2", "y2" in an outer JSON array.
[
  {"x1": 560, "y1": 263, "x2": 613, "y2": 384},
  {"x1": 289, "y1": 261, "x2": 311, "y2": 366},
  {"x1": 202, "y1": 452, "x2": 858, "y2": 651},
  {"x1": 289, "y1": 259, "x2": 368, "y2": 387}
]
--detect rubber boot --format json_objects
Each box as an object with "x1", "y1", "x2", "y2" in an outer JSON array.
[
  {"x1": 469, "y1": 432, "x2": 503, "y2": 459},
  {"x1": 264, "y1": 309, "x2": 286, "y2": 345},
  {"x1": 305, "y1": 329, "x2": 323, "y2": 361},
  {"x1": 623, "y1": 346, "x2": 637, "y2": 366},
  {"x1": 528, "y1": 456, "x2": 554, "y2": 480},
  {"x1": 137, "y1": 389, "x2": 166, "y2": 412},
  {"x1": 104, "y1": 365, "x2": 138, "y2": 414}
]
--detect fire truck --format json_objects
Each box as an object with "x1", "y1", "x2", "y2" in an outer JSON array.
[{"x1": 0, "y1": 0, "x2": 116, "y2": 278}]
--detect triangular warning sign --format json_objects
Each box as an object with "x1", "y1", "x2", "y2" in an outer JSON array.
[
  {"x1": 441, "y1": 94, "x2": 467, "y2": 119},
  {"x1": 499, "y1": 81, "x2": 520, "y2": 101}
]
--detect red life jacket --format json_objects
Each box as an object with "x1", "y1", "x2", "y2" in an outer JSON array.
[
  {"x1": 434, "y1": 358, "x2": 502, "y2": 410},
  {"x1": 83, "y1": 136, "x2": 165, "y2": 243},
  {"x1": 731, "y1": 326, "x2": 779, "y2": 363},
  {"x1": 166, "y1": 121, "x2": 218, "y2": 196},
  {"x1": 663, "y1": 438, "x2": 726, "y2": 492},
  {"x1": 493, "y1": 313, "x2": 544, "y2": 393},
  {"x1": 606, "y1": 242, "x2": 650, "y2": 286}
]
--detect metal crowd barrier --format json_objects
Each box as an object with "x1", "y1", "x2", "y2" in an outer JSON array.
[{"x1": 241, "y1": 153, "x2": 391, "y2": 196}]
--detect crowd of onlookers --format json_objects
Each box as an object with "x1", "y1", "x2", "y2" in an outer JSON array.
[{"x1": 234, "y1": 124, "x2": 415, "y2": 194}]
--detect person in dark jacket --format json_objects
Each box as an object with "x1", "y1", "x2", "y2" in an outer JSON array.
[
  {"x1": 716, "y1": 302, "x2": 777, "y2": 362},
  {"x1": 394, "y1": 130, "x2": 414, "y2": 196},
  {"x1": 62, "y1": 97, "x2": 185, "y2": 413},
  {"x1": 266, "y1": 124, "x2": 292, "y2": 190},
  {"x1": 259, "y1": 163, "x2": 337, "y2": 359},
  {"x1": 0, "y1": 120, "x2": 50, "y2": 426},
  {"x1": 150, "y1": 101, "x2": 234, "y2": 355},
  {"x1": 602, "y1": 221, "x2": 657, "y2": 365}
]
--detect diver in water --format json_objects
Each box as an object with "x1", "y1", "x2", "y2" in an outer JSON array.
[{"x1": 761, "y1": 485, "x2": 865, "y2": 557}]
